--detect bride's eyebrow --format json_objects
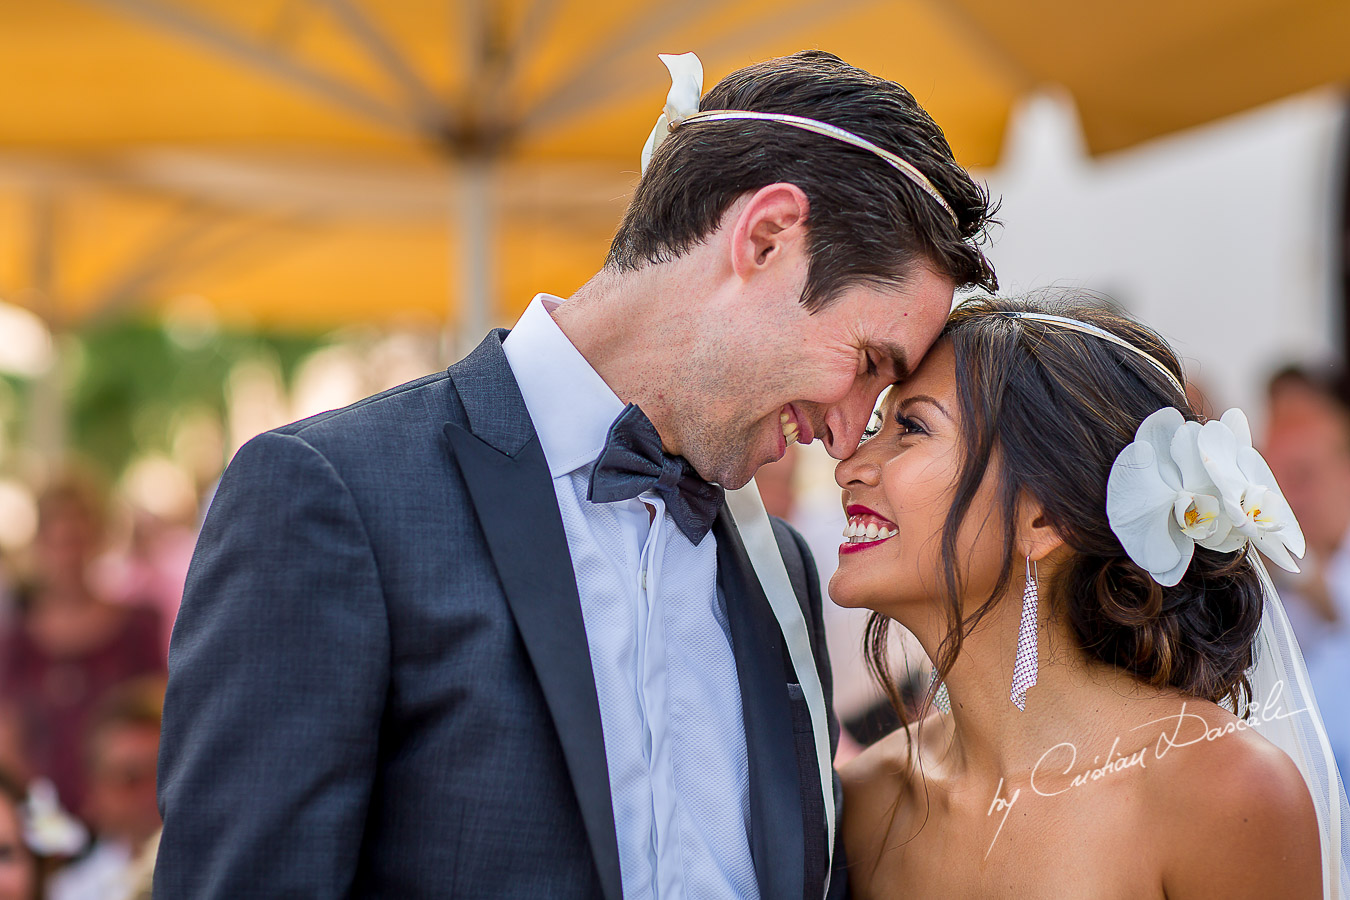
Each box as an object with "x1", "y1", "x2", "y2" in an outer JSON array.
[{"x1": 897, "y1": 394, "x2": 951, "y2": 420}]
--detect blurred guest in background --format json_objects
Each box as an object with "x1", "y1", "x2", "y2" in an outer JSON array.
[
  {"x1": 1315, "y1": 647, "x2": 1350, "y2": 782},
  {"x1": 95, "y1": 507, "x2": 194, "y2": 652},
  {"x1": 0, "y1": 554, "x2": 16, "y2": 635},
  {"x1": 48, "y1": 678, "x2": 163, "y2": 900},
  {"x1": 1263, "y1": 364, "x2": 1350, "y2": 777},
  {"x1": 1263, "y1": 366, "x2": 1350, "y2": 659},
  {"x1": 0, "y1": 769, "x2": 39, "y2": 900},
  {"x1": 0, "y1": 474, "x2": 164, "y2": 818}
]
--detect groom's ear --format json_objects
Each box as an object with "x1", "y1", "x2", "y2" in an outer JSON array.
[
  {"x1": 1017, "y1": 496, "x2": 1066, "y2": 564},
  {"x1": 728, "y1": 183, "x2": 810, "y2": 279}
]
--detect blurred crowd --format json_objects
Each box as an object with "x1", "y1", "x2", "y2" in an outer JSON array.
[
  {"x1": 0, "y1": 468, "x2": 189, "y2": 900},
  {"x1": 0, "y1": 325, "x2": 440, "y2": 899},
  {"x1": 0, "y1": 357, "x2": 1347, "y2": 900}
]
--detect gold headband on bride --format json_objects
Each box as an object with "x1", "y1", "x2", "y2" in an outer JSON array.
[{"x1": 997, "y1": 311, "x2": 1187, "y2": 397}]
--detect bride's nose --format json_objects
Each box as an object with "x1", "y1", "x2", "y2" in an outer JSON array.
[{"x1": 835, "y1": 439, "x2": 882, "y2": 490}]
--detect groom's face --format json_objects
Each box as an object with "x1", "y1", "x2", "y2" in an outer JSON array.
[{"x1": 679, "y1": 265, "x2": 954, "y2": 490}]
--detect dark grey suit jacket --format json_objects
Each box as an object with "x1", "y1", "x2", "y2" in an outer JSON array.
[{"x1": 155, "y1": 330, "x2": 847, "y2": 899}]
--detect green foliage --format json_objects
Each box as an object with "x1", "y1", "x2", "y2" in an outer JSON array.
[
  {"x1": 0, "y1": 375, "x2": 22, "y2": 463},
  {"x1": 27, "y1": 320, "x2": 326, "y2": 478}
]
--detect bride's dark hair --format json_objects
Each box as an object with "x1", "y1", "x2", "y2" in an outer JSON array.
[{"x1": 866, "y1": 293, "x2": 1264, "y2": 730}]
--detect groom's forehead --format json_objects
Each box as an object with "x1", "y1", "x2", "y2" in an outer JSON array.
[
  {"x1": 872, "y1": 311, "x2": 949, "y2": 378},
  {"x1": 859, "y1": 270, "x2": 953, "y2": 332}
]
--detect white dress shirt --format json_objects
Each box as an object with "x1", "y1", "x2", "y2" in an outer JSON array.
[
  {"x1": 1280, "y1": 531, "x2": 1350, "y2": 667},
  {"x1": 49, "y1": 839, "x2": 134, "y2": 900},
  {"x1": 502, "y1": 294, "x2": 759, "y2": 900},
  {"x1": 1279, "y1": 529, "x2": 1350, "y2": 788}
]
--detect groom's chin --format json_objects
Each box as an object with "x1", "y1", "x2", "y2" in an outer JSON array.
[
  {"x1": 684, "y1": 451, "x2": 753, "y2": 491},
  {"x1": 716, "y1": 469, "x2": 755, "y2": 491},
  {"x1": 717, "y1": 455, "x2": 774, "y2": 491}
]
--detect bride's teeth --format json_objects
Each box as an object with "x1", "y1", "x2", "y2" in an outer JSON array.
[
  {"x1": 780, "y1": 411, "x2": 791, "y2": 425},
  {"x1": 841, "y1": 516, "x2": 899, "y2": 544}
]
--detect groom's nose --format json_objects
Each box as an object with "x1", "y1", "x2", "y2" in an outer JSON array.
[{"x1": 820, "y1": 389, "x2": 878, "y2": 460}]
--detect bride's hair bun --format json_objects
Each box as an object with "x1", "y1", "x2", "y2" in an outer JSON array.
[
  {"x1": 884, "y1": 292, "x2": 1265, "y2": 713},
  {"x1": 1061, "y1": 547, "x2": 1260, "y2": 708}
]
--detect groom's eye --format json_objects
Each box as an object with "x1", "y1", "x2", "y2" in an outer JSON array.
[{"x1": 861, "y1": 410, "x2": 884, "y2": 443}]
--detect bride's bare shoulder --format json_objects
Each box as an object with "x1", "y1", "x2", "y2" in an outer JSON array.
[
  {"x1": 840, "y1": 709, "x2": 941, "y2": 795},
  {"x1": 1141, "y1": 698, "x2": 1321, "y2": 898},
  {"x1": 839, "y1": 711, "x2": 943, "y2": 864}
]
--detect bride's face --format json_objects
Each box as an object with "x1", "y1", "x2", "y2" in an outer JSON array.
[{"x1": 830, "y1": 340, "x2": 1008, "y2": 619}]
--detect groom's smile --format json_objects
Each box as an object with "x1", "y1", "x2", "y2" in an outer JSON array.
[
  {"x1": 689, "y1": 280, "x2": 950, "y2": 489},
  {"x1": 779, "y1": 404, "x2": 814, "y2": 452}
]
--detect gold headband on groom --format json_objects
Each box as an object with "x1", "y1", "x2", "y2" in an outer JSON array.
[{"x1": 640, "y1": 52, "x2": 960, "y2": 227}]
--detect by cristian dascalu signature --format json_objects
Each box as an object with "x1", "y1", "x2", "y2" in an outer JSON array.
[{"x1": 983, "y1": 680, "x2": 1308, "y2": 858}]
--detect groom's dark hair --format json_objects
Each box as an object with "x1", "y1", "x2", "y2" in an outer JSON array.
[{"x1": 606, "y1": 50, "x2": 997, "y2": 310}]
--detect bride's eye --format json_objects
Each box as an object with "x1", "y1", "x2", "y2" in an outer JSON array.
[
  {"x1": 860, "y1": 409, "x2": 884, "y2": 443},
  {"x1": 894, "y1": 413, "x2": 927, "y2": 437}
]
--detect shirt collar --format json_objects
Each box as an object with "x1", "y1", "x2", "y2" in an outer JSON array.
[{"x1": 501, "y1": 293, "x2": 626, "y2": 478}]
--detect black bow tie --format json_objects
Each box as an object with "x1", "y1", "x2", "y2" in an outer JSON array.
[{"x1": 587, "y1": 404, "x2": 724, "y2": 545}]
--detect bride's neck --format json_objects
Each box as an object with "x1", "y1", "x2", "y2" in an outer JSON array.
[{"x1": 915, "y1": 596, "x2": 1139, "y2": 781}]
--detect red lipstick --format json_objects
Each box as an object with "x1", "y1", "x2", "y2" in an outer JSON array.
[{"x1": 839, "y1": 504, "x2": 898, "y2": 555}]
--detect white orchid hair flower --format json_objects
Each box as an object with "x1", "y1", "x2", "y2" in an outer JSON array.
[
  {"x1": 1107, "y1": 408, "x2": 1195, "y2": 586},
  {"x1": 640, "y1": 52, "x2": 704, "y2": 175},
  {"x1": 1107, "y1": 407, "x2": 1304, "y2": 586},
  {"x1": 1196, "y1": 408, "x2": 1306, "y2": 572}
]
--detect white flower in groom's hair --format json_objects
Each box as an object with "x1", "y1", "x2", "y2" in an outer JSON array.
[
  {"x1": 659, "y1": 52, "x2": 703, "y2": 125},
  {"x1": 1196, "y1": 408, "x2": 1306, "y2": 573},
  {"x1": 640, "y1": 52, "x2": 704, "y2": 174}
]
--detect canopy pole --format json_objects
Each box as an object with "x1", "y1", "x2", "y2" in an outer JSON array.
[
  {"x1": 27, "y1": 189, "x2": 65, "y2": 466},
  {"x1": 451, "y1": 158, "x2": 494, "y2": 362},
  {"x1": 29, "y1": 343, "x2": 66, "y2": 470}
]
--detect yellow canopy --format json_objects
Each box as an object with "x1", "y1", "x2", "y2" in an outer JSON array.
[{"x1": 2, "y1": 0, "x2": 1348, "y2": 333}]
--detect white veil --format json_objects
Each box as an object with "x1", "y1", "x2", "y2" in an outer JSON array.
[{"x1": 1245, "y1": 554, "x2": 1350, "y2": 898}]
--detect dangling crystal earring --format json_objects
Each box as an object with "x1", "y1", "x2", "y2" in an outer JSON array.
[
  {"x1": 928, "y1": 665, "x2": 951, "y2": 714},
  {"x1": 1010, "y1": 556, "x2": 1039, "y2": 711}
]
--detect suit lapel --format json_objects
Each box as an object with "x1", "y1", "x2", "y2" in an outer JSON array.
[
  {"x1": 716, "y1": 508, "x2": 806, "y2": 900},
  {"x1": 445, "y1": 332, "x2": 623, "y2": 900}
]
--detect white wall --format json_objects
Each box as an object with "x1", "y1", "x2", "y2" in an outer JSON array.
[{"x1": 972, "y1": 88, "x2": 1348, "y2": 421}]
